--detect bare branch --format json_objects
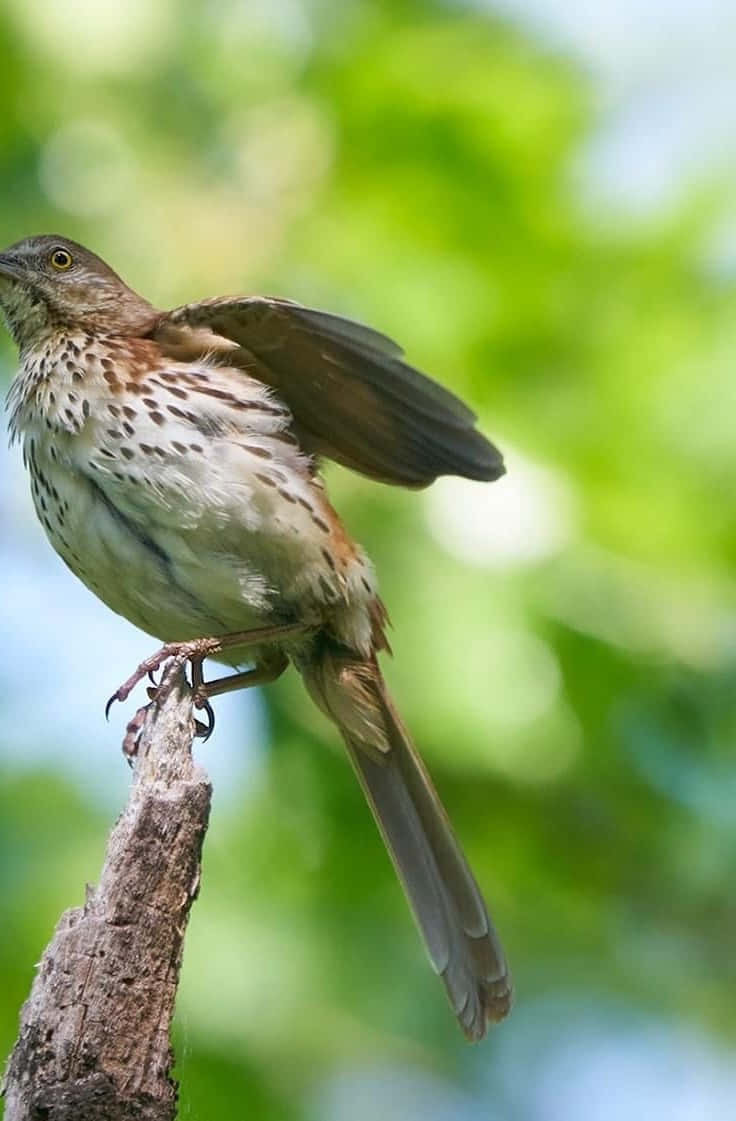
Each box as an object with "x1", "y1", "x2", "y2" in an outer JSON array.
[{"x1": 2, "y1": 663, "x2": 211, "y2": 1120}]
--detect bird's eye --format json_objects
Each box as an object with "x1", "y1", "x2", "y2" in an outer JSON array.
[{"x1": 50, "y1": 248, "x2": 73, "y2": 270}]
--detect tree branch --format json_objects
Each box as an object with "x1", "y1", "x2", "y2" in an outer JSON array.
[{"x1": 2, "y1": 663, "x2": 211, "y2": 1120}]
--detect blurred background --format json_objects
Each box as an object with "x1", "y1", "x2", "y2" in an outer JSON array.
[{"x1": 2, "y1": 0, "x2": 736, "y2": 1117}]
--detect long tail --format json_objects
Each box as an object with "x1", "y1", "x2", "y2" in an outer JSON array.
[{"x1": 298, "y1": 640, "x2": 512, "y2": 1040}]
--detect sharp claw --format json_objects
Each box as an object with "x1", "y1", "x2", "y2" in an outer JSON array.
[
  {"x1": 122, "y1": 705, "x2": 149, "y2": 759},
  {"x1": 107, "y1": 638, "x2": 224, "y2": 753},
  {"x1": 193, "y1": 694, "x2": 215, "y2": 741}
]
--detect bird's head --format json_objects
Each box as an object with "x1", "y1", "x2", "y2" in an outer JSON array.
[{"x1": 0, "y1": 235, "x2": 158, "y2": 350}]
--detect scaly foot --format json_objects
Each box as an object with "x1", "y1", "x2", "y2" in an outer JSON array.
[
  {"x1": 106, "y1": 622, "x2": 312, "y2": 757},
  {"x1": 105, "y1": 637, "x2": 223, "y2": 719}
]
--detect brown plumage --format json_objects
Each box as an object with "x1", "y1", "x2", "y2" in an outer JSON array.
[{"x1": 0, "y1": 234, "x2": 511, "y2": 1040}]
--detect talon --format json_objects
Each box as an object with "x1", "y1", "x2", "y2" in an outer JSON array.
[
  {"x1": 122, "y1": 705, "x2": 149, "y2": 759},
  {"x1": 105, "y1": 624, "x2": 299, "y2": 755},
  {"x1": 107, "y1": 641, "x2": 182, "y2": 713},
  {"x1": 193, "y1": 692, "x2": 215, "y2": 741}
]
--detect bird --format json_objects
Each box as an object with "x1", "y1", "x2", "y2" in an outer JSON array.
[{"x1": 0, "y1": 234, "x2": 511, "y2": 1040}]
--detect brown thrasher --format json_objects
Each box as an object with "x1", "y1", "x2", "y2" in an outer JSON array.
[{"x1": 0, "y1": 234, "x2": 511, "y2": 1040}]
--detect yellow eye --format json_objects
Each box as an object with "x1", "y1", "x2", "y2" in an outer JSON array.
[{"x1": 50, "y1": 247, "x2": 73, "y2": 270}]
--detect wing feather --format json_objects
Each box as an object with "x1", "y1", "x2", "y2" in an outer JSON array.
[{"x1": 160, "y1": 297, "x2": 504, "y2": 488}]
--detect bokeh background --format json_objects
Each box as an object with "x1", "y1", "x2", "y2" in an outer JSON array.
[{"x1": 2, "y1": 0, "x2": 736, "y2": 1117}]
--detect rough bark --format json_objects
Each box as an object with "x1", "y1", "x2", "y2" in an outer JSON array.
[{"x1": 2, "y1": 663, "x2": 211, "y2": 1120}]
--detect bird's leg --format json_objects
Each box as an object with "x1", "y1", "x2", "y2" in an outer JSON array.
[
  {"x1": 190, "y1": 652, "x2": 290, "y2": 739},
  {"x1": 107, "y1": 622, "x2": 312, "y2": 713},
  {"x1": 193, "y1": 651, "x2": 290, "y2": 702},
  {"x1": 108, "y1": 623, "x2": 312, "y2": 758},
  {"x1": 188, "y1": 657, "x2": 216, "y2": 741}
]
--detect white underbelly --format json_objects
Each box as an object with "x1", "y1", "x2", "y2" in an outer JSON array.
[
  {"x1": 27, "y1": 437, "x2": 358, "y2": 650},
  {"x1": 22, "y1": 374, "x2": 378, "y2": 655}
]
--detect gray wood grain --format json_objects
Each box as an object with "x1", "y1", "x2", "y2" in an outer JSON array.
[{"x1": 2, "y1": 663, "x2": 212, "y2": 1119}]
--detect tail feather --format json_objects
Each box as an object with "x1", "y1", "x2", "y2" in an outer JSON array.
[{"x1": 298, "y1": 641, "x2": 512, "y2": 1041}]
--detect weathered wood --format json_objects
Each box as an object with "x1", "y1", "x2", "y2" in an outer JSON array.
[{"x1": 2, "y1": 664, "x2": 211, "y2": 1120}]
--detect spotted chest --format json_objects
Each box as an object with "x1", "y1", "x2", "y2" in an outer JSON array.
[
  {"x1": 7, "y1": 329, "x2": 96, "y2": 442},
  {"x1": 8, "y1": 331, "x2": 101, "y2": 581},
  {"x1": 8, "y1": 331, "x2": 381, "y2": 653}
]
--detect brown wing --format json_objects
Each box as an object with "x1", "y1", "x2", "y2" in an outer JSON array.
[{"x1": 158, "y1": 297, "x2": 504, "y2": 489}]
